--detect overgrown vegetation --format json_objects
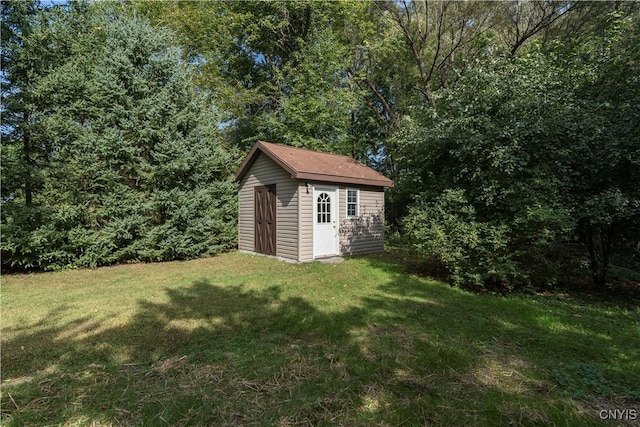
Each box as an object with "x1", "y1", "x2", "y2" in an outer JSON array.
[
  {"x1": 1, "y1": 3, "x2": 239, "y2": 271},
  {"x1": 3, "y1": 1, "x2": 638, "y2": 288},
  {"x1": 400, "y1": 30, "x2": 640, "y2": 289},
  {"x1": 2, "y1": 252, "x2": 639, "y2": 425}
]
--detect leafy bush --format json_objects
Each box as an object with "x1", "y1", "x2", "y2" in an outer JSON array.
[
  {"x1": 404, "y1": 189, "x2": 526, "y2": 289},
  {"x1": 397, "y1": 22, "x2": 640, "y2": 288}
]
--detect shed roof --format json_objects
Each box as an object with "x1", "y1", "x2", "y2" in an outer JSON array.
[{"x1": 235, "y1": 141, "x2": 394, "y2": 188}]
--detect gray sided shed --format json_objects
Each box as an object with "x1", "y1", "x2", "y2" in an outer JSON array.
[{"x1": 235, "y1": 141, "x2": 394, "y2": 262}]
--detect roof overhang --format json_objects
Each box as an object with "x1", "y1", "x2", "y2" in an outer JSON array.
[
  {"x1": 235, "y1": 141, "x2": 394, "y2": 188},
  {"x1": 235, "y1": 141, "x2": 296, "y2": 182},
  {"x1": 294, "y1": 172, "x2": 393, "y2": 187}
]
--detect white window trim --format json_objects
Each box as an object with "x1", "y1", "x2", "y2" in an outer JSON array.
[{"x1": 346, "y1": 188, "x2": 359, "y2": 219}]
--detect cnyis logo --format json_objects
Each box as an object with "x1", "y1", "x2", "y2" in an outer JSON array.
[{"x1": 598, "y1": 409, "x2": 638, "y2": 421}]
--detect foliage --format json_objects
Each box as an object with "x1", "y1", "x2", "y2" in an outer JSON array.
[
  {"x1": 400, "y1": 51, "x2": 569, "y2": 288},
  {"x1": 1, "y1": 1, "x2": 89, "y2": 208},
  {"x1": 137, "y1": 0, "x2": 373, "y2": 158},
  {"x1": 2, "y1": 1, "x2": 638, "y2": 285},
  {"x1": 399, "y1": 10, "x2": 639, "y2": 288},
  {"x1": 550, "y1": 363, "x2": 615, "y2": 398},
  {"x1": 568, "y1": 10, "x2": 640, "y2": 286},
  {"x1": 404, "y1": 189, "x2": 522, "y2": 288},
  {"x1": 1, "y1": 4, "x2": 238, "y2": 271}
]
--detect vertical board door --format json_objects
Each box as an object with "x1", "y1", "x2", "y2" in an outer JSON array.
[
  {"x1": 254, "y1": 185, "x2": 276, "y2": 256},
  {"x1": 313, "y1": 186, "x2": 339, "y2": 258}
]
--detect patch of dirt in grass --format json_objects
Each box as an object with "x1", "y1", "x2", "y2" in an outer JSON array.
[
  {"x1": 465, "y1": 352, "x2": 548, "y2": 397},
  {"x1": 109, "y1": 352, "x2": 345, "y2": 425},
  {"x1": 112, "y1": 357, "x2": 245, "y2": 425},
  {"x1": 1, "y1": 375, "x2": 35, "y2": 388},
  {"x1": 274, "y1": 400, "x2": 349, "y2": 426},
  {"x1": 498, "y1": 404, "x2": 551, "y2": 425},
  {"x1": 356, "y1": 383, "x2": 392, "y2": 421}
]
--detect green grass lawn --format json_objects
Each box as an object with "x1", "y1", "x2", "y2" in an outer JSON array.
[{"x1": 2, "y1": 251, "x2": 639, "y2": 426}]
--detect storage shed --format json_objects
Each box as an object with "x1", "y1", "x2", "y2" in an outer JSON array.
[{"x1": 235, "y1": 141, "x2": 394, "y2": 261}]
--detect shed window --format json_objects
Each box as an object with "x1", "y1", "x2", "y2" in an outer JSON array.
[
  {"x1": 317, "y1": 192, "x2": 331, "y2": 223},
  {"x1": 347, "y1": 188, "x2": 359, "y2": 218}
]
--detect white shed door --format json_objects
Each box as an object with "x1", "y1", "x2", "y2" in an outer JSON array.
[{"x1": 313, "y1": 186, "x2": 339, "y2": 258}]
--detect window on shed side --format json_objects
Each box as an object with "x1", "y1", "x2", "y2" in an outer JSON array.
[{"x1": 346, "y1": 188, "x2": 359, "y2": 218}]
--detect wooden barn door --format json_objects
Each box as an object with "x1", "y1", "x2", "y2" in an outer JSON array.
[{"x1": 254, "y1": 185, "x2": 276, "y2": 256}]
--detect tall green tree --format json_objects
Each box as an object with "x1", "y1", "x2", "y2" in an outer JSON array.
[
  {"x1": 1, "y1": 0, "x2": 88, "y2": 207},
  {"x1": 2, "y1": 7, "x2": 238, "y2": 270},
  {"x1": 567, "y1": 9, "x2": 640, "y2": 285},
  {"x1": 134, "y1": 1, "x2": 379, "y2": 159},
  {"x1": 1, "y1": 1, "x2": 94, "y2": 268},
  {"x1": 402, "y1": 8, "x2": 640, "y2": 288}
]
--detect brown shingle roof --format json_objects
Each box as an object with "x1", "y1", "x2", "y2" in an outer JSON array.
[{"x1": 235, "y1": 141, "x2": 393, "y2": 188}]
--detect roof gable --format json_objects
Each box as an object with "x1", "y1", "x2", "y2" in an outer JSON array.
[{"x1": 235, "y1": 141, "x2": 394, "y2": 188}]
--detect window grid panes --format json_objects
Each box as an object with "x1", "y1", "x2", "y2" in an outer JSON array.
[
  {"x1": 317, "y1": 193, "x2": 331, "y2": 223},
  {"x1": 347, "y1": 189, "x2": 358, "y2": 217}
]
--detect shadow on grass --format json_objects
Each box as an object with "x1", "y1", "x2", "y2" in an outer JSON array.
[{"x1": 2, "y1": 254, "x2": 639, "y2": 426}]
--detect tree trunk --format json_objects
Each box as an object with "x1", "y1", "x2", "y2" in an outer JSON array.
[
  {"x1": 23, "y1": 111, "x2": 33, "y2": 207},
  {"x1": 582, "y1": 223, "x2": 613, "y2": 287}
]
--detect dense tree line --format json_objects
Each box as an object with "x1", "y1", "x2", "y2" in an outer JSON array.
[
  {"x1": 2, "y1": 1, "x2": 638, "y2": 289},
  {"x1": 1, "y1": 1, "x2": 238, "y2": 270}
]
